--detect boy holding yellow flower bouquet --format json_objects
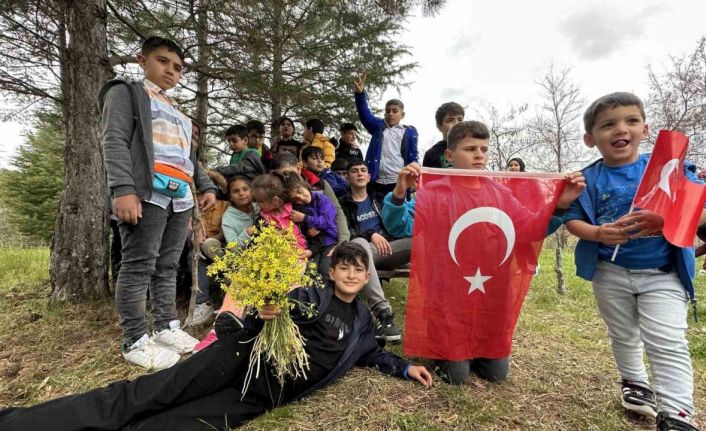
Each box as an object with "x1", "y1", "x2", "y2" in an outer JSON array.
[{"x1": 0, "y1": 243, "x2": 432, "y2": 431}]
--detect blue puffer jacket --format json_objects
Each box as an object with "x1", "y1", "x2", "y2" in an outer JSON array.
[
  {"x1": 355, "y1": 92, "x2": 418, "y2": 182},
  {"x1": 564, "y1": 154, "x2": 701, "y2": 300}
]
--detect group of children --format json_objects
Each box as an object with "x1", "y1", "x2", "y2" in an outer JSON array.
[{"x1": 0, "y1": 35, "x2": 703, "y2": 431}]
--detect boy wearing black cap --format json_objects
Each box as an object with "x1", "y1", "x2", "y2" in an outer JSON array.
[{"x1": 336, "y1": 122, "x2": 363, "y2": 162}]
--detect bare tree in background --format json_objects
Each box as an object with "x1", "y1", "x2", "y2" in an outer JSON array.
[
  {"x1": 475, "y1": 103, "x2": 536, "y2": 171},
  {"x1": 646, "y1": 36, "x2": 706, "y2": 167},
  {"x1": 530, "y1": 65, "x2": 591, "y2": 294}
]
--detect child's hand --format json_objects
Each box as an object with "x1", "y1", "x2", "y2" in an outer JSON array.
[
  {"x1": 258, "y1": 304, "x2": 282, "y2": 320},
  {"x1": 595, "y1": 223, "x2": 628, "y2": 245},
  {"x1": 307, "y1": 227, "x2": 320, "y2": 237},
  {"x1": 393, "y1": 163, "x2": 422, "y2": 200},
  {"x1": 291, "y1": 210, "x2": 306, "y2": 223},
  {"x1": 353, "y1": 72, "x2": 366, "y2": 94},
  {"x1": 407, "y1": 365, "x2": 433, "y2": 387},
  {"x1": 556, "y1": 172, "x2": 586, "y2": 209},
  {"x1": 371, "y1": 233, "x2": 391, "y2": 256},
  {"x1": 198, "y1": 192, "x2": 216, "y2": 211},
  {"x1": 114, "y1": 194, "x2": 142, "y2": 224},
  {"x1": 615, "y1": 210, "x2": 664, "y2": 239}
]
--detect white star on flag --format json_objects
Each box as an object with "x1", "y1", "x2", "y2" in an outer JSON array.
[{"x1": 465, "y1": 268, "x2": 492, "y2": 294}]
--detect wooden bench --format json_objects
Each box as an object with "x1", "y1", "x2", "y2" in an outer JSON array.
[{"x1": 377, "y1": 267, "x2": 410, "y2": 279}]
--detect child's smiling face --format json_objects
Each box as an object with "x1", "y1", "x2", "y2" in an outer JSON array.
[
  {"x1": 228, "y1": 178, "x2": 253, "y2": 209},
  {"x1": 584, "y1": 105, "x2": 648, "y2": 167}
]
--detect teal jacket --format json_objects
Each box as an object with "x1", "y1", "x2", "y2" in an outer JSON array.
[{"x1": 221, "y1": 203, "x2": 259, "y2": 247}]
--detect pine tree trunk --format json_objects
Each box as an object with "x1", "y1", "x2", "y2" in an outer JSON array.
[
  {"x1": 195, "y1": 0, "x2": 210, "y2": 145},
  {"x1": 50, "y1": 0, "x2": 110, "y2": 301},
  {"x1": 270, "y1": 0, "x2": 284, "y2": 143}
]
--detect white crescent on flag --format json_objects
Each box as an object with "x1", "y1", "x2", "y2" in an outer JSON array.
[
  {"x1": 658, "y1": 158, "x2": 680, "y2": 201},
  {"x1": 447, "y1": 207, "x2": 516, "y2": 294}
]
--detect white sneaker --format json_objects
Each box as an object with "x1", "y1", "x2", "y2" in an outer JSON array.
[
  {"x1": 122, "y1": 334, "x2": 180, "y2": 371},
  {"x1": 153, "y1": 320, "x2": 199, "y2": 354},
  {"x1": 700, "y1": 269, "x2": 706, "y2": 276},
  {"x1": 185, "y1": 303, "x2": 215, "y2": 327}
]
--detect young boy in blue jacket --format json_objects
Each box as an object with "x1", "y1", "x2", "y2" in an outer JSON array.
[
  {"x1": 0, "y1": 243, "x2": 432, "y2": 431},
  {"x1": 564, "y1": 92, "x2": 704, "y2": 431},
  {"x1": 381, "y1": 121, "x2": 585, "y2": 385},
  {"x1": 354, "y1": 73, "x2": 418, "y2": 196},
  {"x1": 99, "y1": 36, "x2": 216, "y2": 371}
]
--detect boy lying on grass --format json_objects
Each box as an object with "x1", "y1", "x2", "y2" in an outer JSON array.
[{"x1": 0, "y1": 242, "x2": 431, "y2": 431}]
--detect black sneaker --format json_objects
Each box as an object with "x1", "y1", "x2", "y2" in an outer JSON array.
[
  {"x1": 621, "y1": 379, "x2": 657, "y2": 418},
  {"x1": 375, "y1": 309, "x2": 401, "y2": 342},
  {"x1": 657, "y1": 412, "x2": 701, "y2": 431},
  {"x1": 214, "y1": 311, "x2": 244, "y2": 338}
]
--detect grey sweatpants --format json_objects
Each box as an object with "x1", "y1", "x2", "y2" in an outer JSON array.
[{"x1": 593, "y1": 261, "x2": 694, "y2": 416}]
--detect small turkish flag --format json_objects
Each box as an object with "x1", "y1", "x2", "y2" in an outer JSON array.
[
  {"x1": 405, "y1": 169, "x2": 566, "y2": 360},
  {"x1": 632, "y1": 130, "x2": 706, "y2": 247}
]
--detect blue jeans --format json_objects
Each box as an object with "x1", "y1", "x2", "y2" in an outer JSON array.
[
  {"x1": 196, "y1": 257, "x2": 214, "y2": 305},
  {"x1": 593, "y1": 261, "x2": 694, "y2": 415},
  {"x1": 115, "y1": 202, "x2": 190, "y2": 346}
]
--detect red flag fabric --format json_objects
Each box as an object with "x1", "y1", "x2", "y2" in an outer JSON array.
[
  {"x1": 632, "y1": 130, "x2": 706, "y2": 247},
  {"x1": 405, "y1": 169, "x2": 566, "y2": 360}
]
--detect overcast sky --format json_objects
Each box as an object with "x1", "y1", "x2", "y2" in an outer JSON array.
[{"x1": 1, "y1": 0, "x2": 705, "y2": 168}]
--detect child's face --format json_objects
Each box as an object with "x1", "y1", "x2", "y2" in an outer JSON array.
[
  {"x1": 248, "y1": 131, "x2": 265, "y2": 149},
  {"x1": 385, "y1": 104, "x2": 404, "y2": 126},
  {"x1": 138, "y1": 47, "x2": 183, "y2": 91},
  {"x1": 255, "y1": 195, "x2": 280, "y2": 213},
  {"x1": 303, "y1": 127, "x2": 314, "y2": 143},
  {"x1": 584, "y1": 105, "x2": 647, "y2": 167},
  {"x1": 340, "y1": 130, "x2": 357, "y2": 146},
  {"x1": 305, "y1": 154, "x2": 325, "y2": 173},
  {"x1": 507, "y1": 160, "x2": 522, "y2": 172},
  {"x1": 289, "y1": 186, "x2": 312, "y2": 205},
  {"x1": 346, "y1": 164, "x2": 370, "y2": 188},
  {"x1": 445, "y1": 137, "x2": 489, "y2": 170},
  {"x1": 279, "y1": 121, "x2": 294, "y2": 139},
  {"x1": 229, "y1": 179, "x2": 253, "y2": 209},
  {"x1": 226, "y1": 135, "x2": 247, "y2": 153},
  {"x1": 328, "y1": 258, "x2": 369, "y2": 302},
  {"x1": 439, "y1": 112, "x2": 464, "y2": 140}
]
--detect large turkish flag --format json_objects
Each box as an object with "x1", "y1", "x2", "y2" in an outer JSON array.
[
  {"x1": 632, "y1": 130, "x2": 706, "y2": 247},
  {"x1": 404, "y1": 169, "x2": 566, "y2": 360}
]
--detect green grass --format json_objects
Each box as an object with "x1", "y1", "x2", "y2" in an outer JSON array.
[{"x1": 2, "y1": 247, "x2": 706, "y2": 430}]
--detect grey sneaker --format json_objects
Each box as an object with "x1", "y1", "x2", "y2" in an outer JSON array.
[
  {"x1": 185, "y1": 302, "x2": 214, "y2": 327},
  {"x1": 122, "y1": 334, "x2": 180, "y2": 371}
]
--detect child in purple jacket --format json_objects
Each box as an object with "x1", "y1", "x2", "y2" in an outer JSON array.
[{"x1": 285, "y1": 173, "x2": 338, "y2": 273}]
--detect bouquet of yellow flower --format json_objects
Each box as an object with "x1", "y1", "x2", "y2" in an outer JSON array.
[{"x1": 208, "y1": 222, "x2": 322, "y2": 390}]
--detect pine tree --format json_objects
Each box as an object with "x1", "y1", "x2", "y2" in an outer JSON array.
[{"x1": 0, "y1": 111, "x2": 64, "y2": 244}]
